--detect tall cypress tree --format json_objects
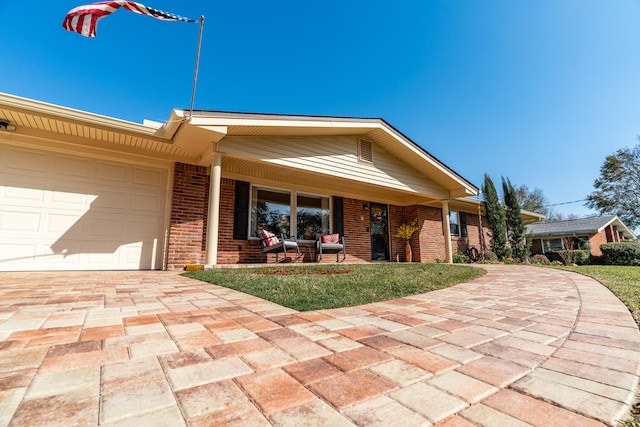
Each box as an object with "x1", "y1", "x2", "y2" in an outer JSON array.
[
  {"x1": 502, "y1": 177, "x2": 529, "y2": 261},
  {"x1": 482, "y1": 174, "x2": 509, "y2": 259}
]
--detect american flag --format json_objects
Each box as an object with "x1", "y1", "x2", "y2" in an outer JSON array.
[{"x1": 63, "y1": 1, "x2": 196, "y2": 38}]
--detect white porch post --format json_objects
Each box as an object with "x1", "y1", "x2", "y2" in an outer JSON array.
[
  {"x1": 442, "y1": 200, "x2": 453, "y2": 264},
  {"x1": 205, "y1": 152, "x2": 222, "y2": 265}
]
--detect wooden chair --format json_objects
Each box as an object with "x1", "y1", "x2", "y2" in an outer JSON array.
[
  {"x1": 256, "y1": 229, "x2": 301, "y2": 263},
  {"x1": 316, "y1": 233, "x2": 346, "y2": 262}
]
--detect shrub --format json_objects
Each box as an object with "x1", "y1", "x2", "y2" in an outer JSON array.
[
  {"x1": 482, "y1": 250, "x2": 498, "y2": 262},
  {"x1": 452, "y1": 252, "x2": 469, "y2": 263},
  {"x1": 547, "y1": 250, "x2": 590, "y2": 265},
  {"x1": 601, "y1": 242, "x2": 640, "y2": 266},
  {"x1": 530, "y1": 254, "x2": 549, "y2": 264}
]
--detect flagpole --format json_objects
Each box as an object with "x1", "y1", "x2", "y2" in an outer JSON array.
[{"x1": 189, "y1": 15, "x2": 205, "y2": 118}]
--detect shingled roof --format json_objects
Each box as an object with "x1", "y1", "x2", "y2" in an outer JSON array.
[{"x1": 526, "y1": 215, "x2": 636, "y2": 240}]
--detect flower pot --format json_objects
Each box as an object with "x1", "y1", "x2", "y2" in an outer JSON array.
[{"x1": 405, "y1": 240, "x2": 412, "y2": 263}]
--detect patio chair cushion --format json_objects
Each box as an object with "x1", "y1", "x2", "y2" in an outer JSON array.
[
  {"x1": 321, "y1": 233, "x2": 340, "y2": 244},
  {"x1": 260, "y1": 229, "x2": 280, "y2": 247}
]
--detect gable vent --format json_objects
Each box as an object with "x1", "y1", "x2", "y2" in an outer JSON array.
[{"x1": 358, "y1": 139, "x2": 373, "y2": 163}]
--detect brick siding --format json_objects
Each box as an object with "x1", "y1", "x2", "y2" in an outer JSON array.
[
  {"x1": 166, "y1": 163, "x2": 209, "y2": 270},
  {"x1": 167, "y1": 164, "x2": 490, "y2": 268}
]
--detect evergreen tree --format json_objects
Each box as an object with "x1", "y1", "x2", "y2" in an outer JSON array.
[
  {"x1": 502, "y1": 177, "x2": 529, "y2": 261},
  {"x1": 482, "y1": 174, "x2": 509, "y2": 259}
]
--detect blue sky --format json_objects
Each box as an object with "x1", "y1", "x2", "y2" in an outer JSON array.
[{"x1": 2, "y1": 1, "x2": 639, "y2": 218}]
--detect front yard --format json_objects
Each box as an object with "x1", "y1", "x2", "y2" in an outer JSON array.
[{"x1": 183, "y1": 263, "x2": 484, "y2": 312}]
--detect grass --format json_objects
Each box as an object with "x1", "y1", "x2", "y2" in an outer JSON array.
[{"x1": 183, "y1": 263, "x2": 485, "y2": 312}]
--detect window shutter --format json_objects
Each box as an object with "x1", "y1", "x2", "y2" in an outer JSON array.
[
  {"x1": 460, "y1": 212, "x2": 468, "y2": 237},
  {"x1": 333, "y1": 196, "x2": 344, "y2": 236},
  {"x1": 233, "y1": 181, "x2": 250, "y2": 239}
]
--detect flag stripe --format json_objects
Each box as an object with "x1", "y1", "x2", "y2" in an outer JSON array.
[{"x1": 63, "y1": 1, "x2": 195, "y2": 37}]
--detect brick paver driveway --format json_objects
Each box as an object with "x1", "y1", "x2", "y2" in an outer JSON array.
[{"x1": 0, "y1": 265, "x2": 638, "y2": 426}]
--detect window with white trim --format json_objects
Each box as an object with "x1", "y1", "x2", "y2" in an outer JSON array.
[
  {"x1": 250, "y1": 186, "x2": 330, "y2": 239},
  {"x1": 449, "y1": 211, "x2": 460, "y2": 237},
  {"x1": 252, "y1": 187, "x2": 291, "y2": 237},
  {"x1": 297, "y1": 194, "x2": 330, "y2": 240}
]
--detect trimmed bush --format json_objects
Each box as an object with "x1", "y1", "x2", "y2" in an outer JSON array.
[
  {"x1": 547, "y1": 250, "x2": 590, "y2": 265},
  {"x1": 452, "y1": 252, "x2": 469, "y2": 263},
  {"x1": 482, "y1": 250, "x2": 498, "y2": 262},
  {"x1": 530, "y1": 254, "x2": 549, "y2": 264},
  {"x1": 601, "y1": 242, "x2": 640, "y2": 266}
]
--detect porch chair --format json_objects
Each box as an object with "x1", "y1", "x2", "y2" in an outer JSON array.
[
  {"x1": 316, "y1": 233, "x2": 346, "y2": 262},
  {"x1": 256, "y1": 228, "x2": 301, "y2": 263}
]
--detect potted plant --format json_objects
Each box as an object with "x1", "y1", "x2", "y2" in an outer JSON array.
[{"x1": 394, "y1": 220, "x2": 419, "y2": 262}]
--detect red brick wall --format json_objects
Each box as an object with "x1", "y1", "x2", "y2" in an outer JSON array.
[
  {"x1": 167, "y1": 166, "x2": 491, "y2": 267},
  {"x1": 167, "y1": 163, "x2": 209, "y2": 270},
  {"x1": 217, "y1": 178, "x2": 263, "y2": 264},
  {"x1": 589, "y1": 231, "x2": 607, "y2": 257},
  {"x1": 340, "y1": 198, "x2": 371, "y2": 263}
]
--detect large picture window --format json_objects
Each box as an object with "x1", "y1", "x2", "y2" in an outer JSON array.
[
  {"x1": 252, "y1": 188, "x2": 291, "y2": 237},
  {"x1": 297, "y1": 194, "x2": 330, "y2": 240},
  {"x1": 250, "y1": 186, "x2": 330, "y2": 239}
]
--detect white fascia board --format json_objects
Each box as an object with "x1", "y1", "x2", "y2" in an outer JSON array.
[{"x1": 0, "y1": 92, "x2": 168, "y2": 139}]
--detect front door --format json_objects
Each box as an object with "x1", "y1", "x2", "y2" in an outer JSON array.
[{"x1": 370, "y1": 203, "x2": 389, "y2": 261}]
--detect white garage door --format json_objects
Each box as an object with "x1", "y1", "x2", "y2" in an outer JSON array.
[{"x1": 0, "y1": 144, "x2": 169, "y2": 271}]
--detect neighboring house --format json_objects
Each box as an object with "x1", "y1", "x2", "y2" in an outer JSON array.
[
  {"x1": 527, "y1": 215, "x2": 636, "y2": 258},
  {"x1": 0, "y1": 92, "x2": 541, "y2": 271}
]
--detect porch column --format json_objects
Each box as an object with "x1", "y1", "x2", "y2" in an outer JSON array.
[
  {"x1": 442, "y1": 200, "x2": 453, "y2": 264},
  {"x1": 205, "y1": 152, "x2": 222, "y2": 265}
]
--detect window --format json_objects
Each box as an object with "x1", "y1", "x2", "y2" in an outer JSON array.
[
  {"x1": 448, "y1": 211, "x2": 467, "y2": 237},
  {"x1": 250, "y1": 186, "x2": 330, "y2": 239},
  {"x1": 543, "y1": 239, "x2": 563, "y2": 253},
  {"x1": 449, "y1": 211, "x2": 460, "y2": 237},
  {"x1": 297, "y1": 194, "x2": 330, "y2": 240},
  {"x1": 252, "y1": 187, "x2": 291, "y2": 237}
]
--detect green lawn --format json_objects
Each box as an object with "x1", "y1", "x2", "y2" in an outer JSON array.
[
  {"x1": 556, "y1": 265, "x2": 640, "y2": 326},
  {"x1": 183, "y1": 263, "x2": 485, "y2": 312}
]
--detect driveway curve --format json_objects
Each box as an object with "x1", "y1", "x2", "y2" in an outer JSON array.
[{"x1": 0, "y1": 265, "x2": 638, "y2": 426}]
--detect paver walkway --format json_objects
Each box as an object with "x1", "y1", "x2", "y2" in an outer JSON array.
[{"x1": 0, "y1": 265, "x2": 638, "y2": 426}]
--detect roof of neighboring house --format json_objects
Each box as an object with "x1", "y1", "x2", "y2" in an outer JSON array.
[
  {"x1": 452, "y1": 197, "x2": 546, "y2": 224},
  {"x1": 526, "y1": 215, "x2": 636, "y2": 240}
]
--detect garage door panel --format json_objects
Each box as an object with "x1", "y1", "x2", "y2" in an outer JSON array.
[
  {"x1": 130, "y1": 193, "x2": 163, "y2": 212},
  {"x1": 126, "y1": 219, "x2": 159, "y2": 238},
  {"x1": 3, "y1": 180, "x2": 47, "y2": 205},
  {"x1": 96, "y1": 162, "x2": 129, "y2": 183},
  {"x1": 54, "y1": 156, "x2": 93, "y2": 178},
  {"x1": 133, "y1": 167, "x2": 164, "y2": 187},
  {"x1": 90, "y1": 191, "x2": 128, "y2": 210},
  {"x1": 0, "y1": 244, "x2": 37, "y2": 264},
  {"x1": 5, "y1": 148, "x2": 50, "y2": 174},
  {"x1": 0, "y1": 212, "x2": 41, "y2": 233},
  {"x1": 47, "y1": 213, "x2": 84, "y2": 235},
  {"x1": 0, "y1": 144, "x2": 168, "y2": 271}
]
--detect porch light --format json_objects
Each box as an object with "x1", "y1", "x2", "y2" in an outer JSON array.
[
  {"x1": 363, "y1": 202, "x2": 369, "y2": 211},
  {"x1": 0, "y1": 119, "x2": 16, "y2": 132}
]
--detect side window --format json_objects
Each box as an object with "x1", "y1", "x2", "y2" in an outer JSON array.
[{"x1": 449, "y1": 211, "x2": 460, "y2": 237}]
